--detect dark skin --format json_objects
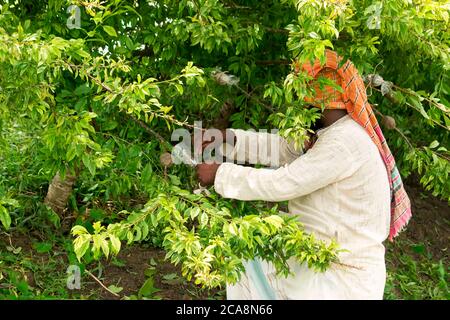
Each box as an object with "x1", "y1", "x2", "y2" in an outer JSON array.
[
  {"x1": 320, "y1": 109, "x2": 348, "y2": 128},
  {"x1": 196, "y1": 109, "x2": 348, "y2": 186}
]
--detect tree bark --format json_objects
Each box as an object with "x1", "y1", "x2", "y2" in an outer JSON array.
[{"x1": 44, "y1": 171, "x2": 77, "y2": 215}]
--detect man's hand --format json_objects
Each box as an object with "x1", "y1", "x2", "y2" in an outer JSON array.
[
  {"x1": 196, "y1": 162, "x2": 221, "y2": 186},
  {"x1": 304, "y1": 133, "x2": 318, "y2": 151}
]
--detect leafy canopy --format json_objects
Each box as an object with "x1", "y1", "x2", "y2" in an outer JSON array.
[{"x1": 0, "y1": 0, "x2": 448, "y2": 287}]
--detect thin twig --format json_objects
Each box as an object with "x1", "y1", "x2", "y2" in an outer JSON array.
[
  {"x1": 369, "y1": 85, "x2": 449, "y2": 131},
  {"x1": 373, "y1": 108, "x2": 414, "y2": 149},
  {"x1": 79, "y1": 67, "x2": 204, "y2": 132},
  {"x1": 234, "y1": 84, "x2": 274, "y2": 112},
  {"x1": 85, "y1": 269, "x2": 120, "y2": 298},
  {"x1": 129, "y1": 116, "x2": 167, "y2": 143},
  {"x1": 264, "y1": 27, "x2": 289, "y2": 34},
  {"x1": 86, "y1": 72, "x2": 115, "y2": 93},
  {"x1": 392, "y1": 84, "x2": 450, "y2": 115},
  {"x1": 256, "y1": 59, "x2": 290, "y2": 66},
  {"x1": 373, "y1": 108, "x2": 450, "y2": 161}
]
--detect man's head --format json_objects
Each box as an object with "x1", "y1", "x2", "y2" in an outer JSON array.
[{"x1": 305, "y1": 67, "x2": 349, "y2": 129}]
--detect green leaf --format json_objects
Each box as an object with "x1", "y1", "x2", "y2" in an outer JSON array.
[
  {"x1": 66, "y1": 146, "x2": 77, "y2": 162},
  {"x1": 140, "y1": 222, "x2": 149, "y2": 239},
  {"x1": 108, "y1": 285, "x2": 123, "y2": 294},
  {"x1": 409, "y1": 95, "x2": 429, "y2": 119},
  {"x1": 72, "y1": 225, "x2": 88, "y2": 236},
  {"x1": 82, "y1": 154, "x2": 96, "y2": 176},
  {"x1": 199, "y1": 211, "x2": 208, "y2": 227},
  {"x1": 174, "y1": 83, "x2": 183, "y2": 95},
  {"x1": 74, "y1": 234, "x2": 91, "y2": 261},
  {"x1": 162, "y1": 273, "x2": 182, "y2": 285},
  {"x1": 162, "y1": 273, "x2": 178, "y2": 280},
  {"x1": 109, "y1": 234, "x2": 121, "y2": 255},
  {"x1": 0, "y1": 198, "x2": 19, "y2": 207},
  {"x1": 33, "y1": 241, "x2": 53, "y2": 253},
  {"x1": 263, "y1": 215, "x2": 284, "y2": 230},
  {"x1": 411, "y1": 243, "x2": 425, "y2": 255},
  {"x1": 429, "y1": 140, "x2": 439, "y2": 149},
  {"x1": 144, "y1": 267, "x2": 156, "y2": 278},
  {"x1": 148, "y1": 258, "x2": 157, "y2": 267},
  {"x1": 46, "y1": 207, "x2": 61, "y2": 228},
  {"x1": 100, "y1": 237, "x2": 110, "y2": 258},
  {"x1": 138, "y1": 278, "x2": 160, "y2": 298},
  {"x1": 103, "y1": 25, "x2": 118, "y2": 37},
  {"x1": 190, "y1": 207, "x2": 200, "y2": 220},
  {"x1": 74, "y1": 84, "x2": 91, "y2": 96},
  {"x1": 168, "y1": 174, "x2": 181, "y2": 186},
  {"x1": 0, "y1": 205, "x2": 11, "y2": 230},
  {"x1": 102, "y1": 120, "x2": 118, "y2": 131}
]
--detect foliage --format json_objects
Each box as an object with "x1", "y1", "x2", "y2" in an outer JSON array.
[
  {"x1": 385, "y1": 239, "x2": 449, "y2": 300},
  {"x1": 0, "y1": 196, "x2": 18, "y2": 230},
  {"x1": 0, "y1": 0, "x2": 448, "y2": 290},
  {"x1": 0, "y1": 234, "x2": 76, "y2": 299},
  {"x1": 71, "y1": 182, "x2": 338, "y2": 287}
]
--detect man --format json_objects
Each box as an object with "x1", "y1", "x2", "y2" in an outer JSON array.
[{"x1": 196, "y1": 50, "x2": 412, "y2": 299}]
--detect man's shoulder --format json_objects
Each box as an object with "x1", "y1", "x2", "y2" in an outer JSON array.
[{"x1": 319, "y1": 116, "x2": 378, "y2": 152}]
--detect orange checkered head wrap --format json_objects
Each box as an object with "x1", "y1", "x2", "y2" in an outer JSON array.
[{"x1": 300, "y1": 49, "x2": 412, "y2": 241}]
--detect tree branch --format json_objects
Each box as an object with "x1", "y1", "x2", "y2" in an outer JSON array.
[
  {"x1": 85, "y1": 270, "x2": 120, "y2": 298},
  {"x1": 368, "y1": 84, "x2": 449, "y2": 131},
  {"x1": 129, "y1": 116, "x2": 167, "y2": 143},
  {"x1": 373, "y1": 108, "x2": 450, "y2": 162},
  {"x1": 256, "y1": 59, "x2": 290, "y2": 66}
]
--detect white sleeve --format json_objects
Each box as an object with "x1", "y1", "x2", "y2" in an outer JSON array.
[
  {"x1": 226, "y1": 129, "x2": 302, "y2": 167},
  {"x1": 214, "y1": 136, "x2": 358, "y2": 202}
]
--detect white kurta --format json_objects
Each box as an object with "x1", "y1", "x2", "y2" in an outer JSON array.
[{"x1": 214, "y1": 115, "x2": 391, "y2": 300}]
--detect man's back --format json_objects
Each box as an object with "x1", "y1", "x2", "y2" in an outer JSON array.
[{"x1": 289, "y1": 115, "x2": 391, "y2": 266}]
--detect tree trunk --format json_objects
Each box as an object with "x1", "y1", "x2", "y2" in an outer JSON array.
[{"x1": 44, "y1": 171, "x2": 77, "y2": 215}]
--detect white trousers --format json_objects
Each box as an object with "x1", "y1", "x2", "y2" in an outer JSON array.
[{"x1": 226, "y1": 258, "x2": 386, "y2": 300}]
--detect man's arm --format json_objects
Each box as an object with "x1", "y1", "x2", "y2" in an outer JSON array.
[
  {"x1": 214, "y1": 136, "x2": 357, "y2": 202},
  {"x1": 226, "y1": 129, "x2": 302, "y2": 167}
]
